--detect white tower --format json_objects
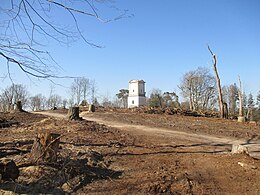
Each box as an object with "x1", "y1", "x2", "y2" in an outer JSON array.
[{"x1": 128, "y1": 80, "x2": 146, "y2": 108}]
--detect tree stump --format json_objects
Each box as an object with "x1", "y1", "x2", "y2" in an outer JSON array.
[
  {"x1": 30, "y1": 131, "x2": 60, "y2": 163},
  {"x1": 238, "y1": 116, "x2": 246, "y2": 123},
  {"x1": 67, "y1": 107, "x2": 82, "y2": 120},
  {"x1": 14, "y1": 100, "x2": 23, "y2": 112},
  {"x1": 231, "y1": 144, "x2": 248, "y2": 154},
  {"x1": 0, "y1": 158, "x2": 19, "y2": 181},
  {"x1": 88, "y1": 104, "x2": 95, "y2": 112}
]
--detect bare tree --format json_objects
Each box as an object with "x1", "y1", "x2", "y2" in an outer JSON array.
[
  {"x1": 0, "y1": 84, "x2": 28, "y2": 111},
  {"x1": 208, "y1": 46, "x2": 227, "y2": 118},
  {"x1": 90, "y1": 79, "x2": 98, "y2": 105},
  {"x1": 62, "y1": 99, "x2": 68, "y2": 109},
  {"x1": 179, "y1": 67, "x2": 216, "y2": 111},
  {"x1": 29, "y1": 94, "x2": 46, "y2": 111},
  {"x1": 68, "y1": 97, "x2": 75, "y2": 108},
  {"x1": 47, "y1": 94, "x2": 62, "y2": 109},
  {"x1": 0, "y1": 1, "x2": 129, "y2": 79},
  {"x1": 222, "y1": 83, "x2": 239, "y2": 115},
  {"x1": 179, "y1": 70, "x2": 195, "y2": 110},
  {"x1": 70, "y1": 77, "x2": 90, "y2": 105},
  {"x1": 101, "y1": 96, "x2": 113, "y2": 108},
  {"x1": 81, "y1": 78, "x2": 90, "y2": 102},
  {"x1": 71, "y1": 78, "x2": 82, "y2": 105}
]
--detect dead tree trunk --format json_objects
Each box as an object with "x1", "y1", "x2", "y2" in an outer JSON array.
[
  {"x1": 188, "y1": 79, "x2": 194, "y2": 111},
  {"x1": 30, "y1": 131, "x2": 60, "y2": 163},
  {"x1": 208, "y1": 46, "x2": 225, "y2": 118},
  {"x1": 67, "y1": 106, "x2": 82, "y2": 120},
  {"x1": 237, "y1": 76, "x2": 245, "y2": 122},
  {"x1": 238, "y1": 76, "x2": 243, "y2": 117}
]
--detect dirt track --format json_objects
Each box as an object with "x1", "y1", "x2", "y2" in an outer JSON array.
[{"x1": 37, "y1": 111, "x2": 260, "y2": 159}]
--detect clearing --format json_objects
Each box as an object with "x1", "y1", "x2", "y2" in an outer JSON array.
[{"x1": 0, "y1": 109, "x2": 260, "y2": 194}]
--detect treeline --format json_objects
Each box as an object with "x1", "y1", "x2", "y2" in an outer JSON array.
[
  {"x1": 116, "y1": 67, "x2": 260, "y2": 121},
  {"x1": 0, "y1": 84, "x2": 67, "y2": 112},
  {"x1": 0, "y1": 78, "x2": 97, "y2": 112},
  {"x1": 1, "y1": 68, "x2": 260, "y2": 121}
]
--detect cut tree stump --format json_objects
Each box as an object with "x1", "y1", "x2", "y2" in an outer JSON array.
[
  {"x1": 0, "y1": 158, "x2": 19, "y2": 181},
  {"x1": 231, "y1": 144, "x2": 249, "y2": 154},
  {"x1": 238, "y1": 116, "x2": 246, "y2": 123},
  {"x1": 88, "y1": 104, "x2": 95, "y2": 112},
  {"x1": 30, "y1": 131, "x2": 60, "y2": 163},
  {"x1": 67, "y1": 107, "x2": 82, "y2": 120},
  {"x1": 14, "y1": 100, "x2": 24, "y2": 112}
]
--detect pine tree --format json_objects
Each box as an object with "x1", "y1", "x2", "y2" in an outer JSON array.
[
  {"x1": 248, "y1": 93, "x2": 254, "y2": 108},
  {"x1": 247, "y1": 93, "x2": 254, "y2": 120},
  {"x1": 257, "y1": 91, "x2": 260, "y2": 109}
]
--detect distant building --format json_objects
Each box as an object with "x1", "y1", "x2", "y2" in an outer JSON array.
[{"x1": 128, "y1": 80, "x2": 146, "y2": 108}]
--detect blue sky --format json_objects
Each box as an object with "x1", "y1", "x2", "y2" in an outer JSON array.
[{"x1": 1, "y1": 0, "x2": 260, "y2": 102}]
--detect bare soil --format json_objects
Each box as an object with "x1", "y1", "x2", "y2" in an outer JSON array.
[{"x1": 0, "y1": 109, "x2": 260, "y2": 194}]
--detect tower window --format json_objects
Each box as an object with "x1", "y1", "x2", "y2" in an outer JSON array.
[
  {"x1": 132, "y1": 100, "x2": 134, "y2": 104},
  {"x1": 133, "y1": 89, "x2": 134, "y2": 92}
]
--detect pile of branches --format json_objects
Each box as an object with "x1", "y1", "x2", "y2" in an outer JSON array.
[
  {"x1": 129, "y1": 107, "x2": 219, "y2": 118},
  {"x1": 0, "y1": 117, "x2": 18, "y2": 128},
  {"x1": 93, "y1": 106, "x2": 219, "y2": 118}
]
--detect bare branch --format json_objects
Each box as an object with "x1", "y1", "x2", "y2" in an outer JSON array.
[
  {"x1": 0, "y1": 51, "x2": 73, "y2": 79},
  {"x1": 0, "y1": 0, "x2": 130, "y2": 80},
  {"x1": 207, "y1": 45, "x2": 214, "y2": 56},
  {"x1": 48, "y1": 0, "x2": 97, "y2": 17},
  {"x1": 67, "y1": 8, "x2": 103, "y2": 48}
]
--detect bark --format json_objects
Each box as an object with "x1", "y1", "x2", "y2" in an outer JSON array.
[
  {"x1": 30, "y1": 132, "x2": 60, "y2": 163},
  {"x1": 208, "y1": 46, "x2": 224, "y2": 118},
  {"x1": 67, "y1": 106, "x2": 82, "y2": 120}
]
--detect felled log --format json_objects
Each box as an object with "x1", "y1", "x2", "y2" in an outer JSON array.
[
  {"x1": 30, "y1": 131, "x2": 60, "y2": 163},
  {"x1": 67, "y1": 107, "x2": 82, "y2": 120},
  {"x1": 0, "y1": 158, "x2": 19, "y2": 180}
]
